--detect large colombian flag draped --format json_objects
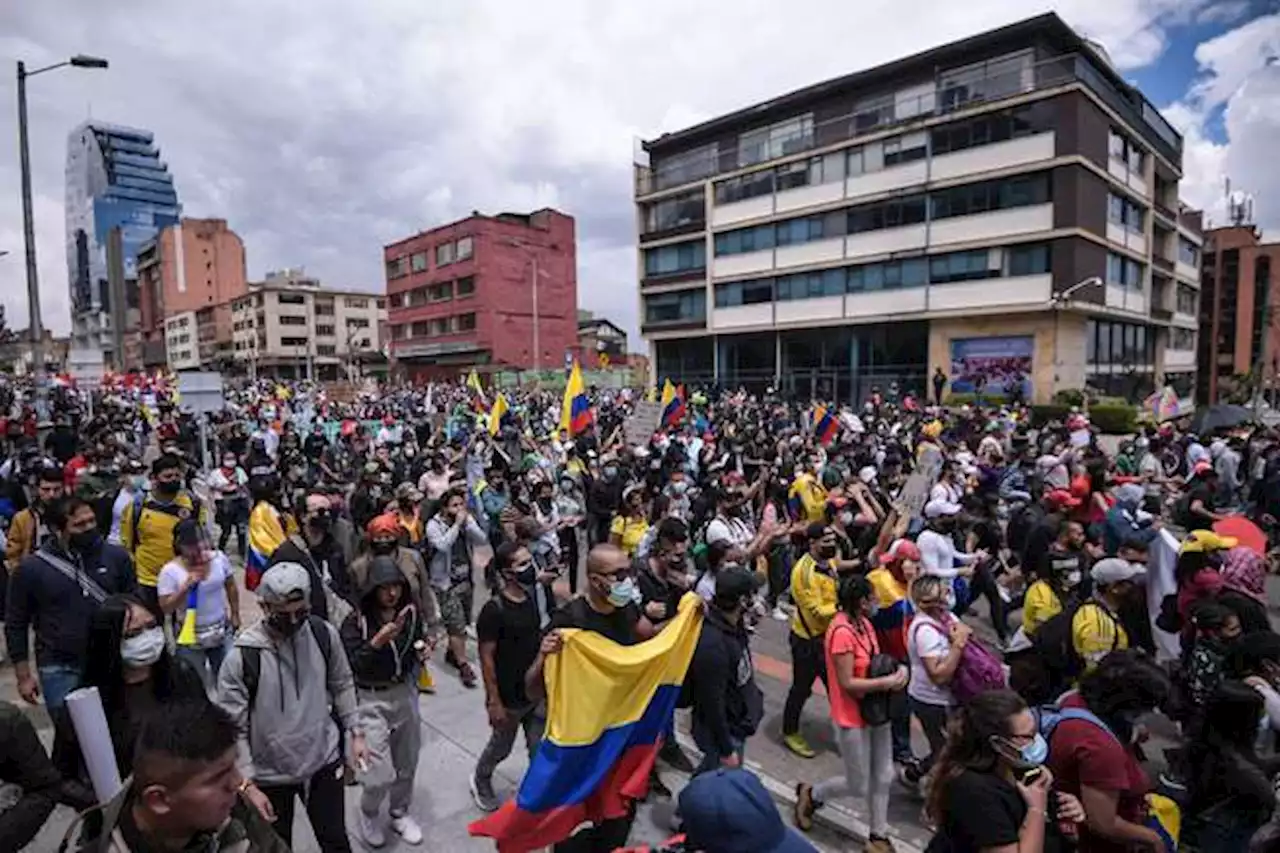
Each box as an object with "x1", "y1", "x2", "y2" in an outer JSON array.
[
  {"x1": 245, "y1": 501, "x2": 287, "y2": 591},
  {"x1": 470, "y1": 594, "x2": 704, "y2": 852},
  {"x1": 660, "y1": 379, "x2": 686, "y2": 429},
  {"x1": 560, "y1": 361, "x2": 593, "y2": 436}
]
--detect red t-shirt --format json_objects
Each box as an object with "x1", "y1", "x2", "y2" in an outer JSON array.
[
  {"x1": 64, "y1": 456, "x2": 86, "y2": 489},
  {"x1": 824, "y1": 612, "x2": 877, "y2": 729},
  {"x1": 1046, "y1": 693, "x2": 1150, "y2": 853}
]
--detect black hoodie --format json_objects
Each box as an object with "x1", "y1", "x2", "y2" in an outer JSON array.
[
  {"x1": 340, "y1": 557, "x2": 424, "y2": 688},
  {"x1": 687, "y1": 607, "x2": 764, "y2": 758}
]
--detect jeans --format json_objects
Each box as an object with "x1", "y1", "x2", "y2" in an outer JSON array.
[
  {"x1": 175, "y1": 635, "x2": 233, "y2": 693},
  {"x1": 38, "y1": 664, "x2": 82, "y2": 713},
  {"x1": 258, "y1": 759, "x2": 352, "y2": 853},
  {"x1": 765, "y1": 543, "x2": 792, "y2": 607},
  {"x1": 909, "y1": 697, "x2": 950, "y2": 775},
  {"x1": 691, "y1": 719, "x2": 744, "y2": 775},
  {"x1": 813, "y1": 723, "x2": 894, "y2": 838},
  {"x1": 783, "y1": 632, "x2": 829, "y2": 736},
  {"x1": 475, "y1": 703, "x2": 545, "y2": 784}
]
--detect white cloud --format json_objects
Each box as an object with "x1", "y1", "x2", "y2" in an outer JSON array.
[
  {"x1": 0, "y1": 1, "x2": 1245, "y2": 349},
  {"x1": 1194, "y1": 1, "x2": 1253, "y2": 27}
]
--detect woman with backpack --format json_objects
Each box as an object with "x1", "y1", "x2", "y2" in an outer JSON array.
[
  {"x1": 794, "y1": 575, "x2": 908, "y2": 851},
  {"x1": 905, "y1": 575, "x2": 971, "y2": 783}
]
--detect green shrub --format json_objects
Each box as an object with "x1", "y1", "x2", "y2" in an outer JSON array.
[
  {"x1": 1090, "y1": 404, "x2": 1137, "y2": 434},
  {"x1": 945, "y1": 393, "x2": 977, "y2": 405},
  {"x1": 1052, "y1": 389, "x2": 1086, "y2": 406},
  {"x1": 1029, "y1": 404, "x2": 1072, "y2": 427}
]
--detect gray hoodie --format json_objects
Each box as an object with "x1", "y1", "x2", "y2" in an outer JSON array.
[{"x1": 215, "y1": 617, "x2": 359, "y2": 785}]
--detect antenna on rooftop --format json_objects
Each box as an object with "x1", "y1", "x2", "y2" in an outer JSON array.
[{"x1": 1224, "y1": 176, "x2": 1255, "y2": 227}]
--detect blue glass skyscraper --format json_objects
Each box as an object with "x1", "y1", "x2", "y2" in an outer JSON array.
[{"x1": 65, "y1": 121, "x2": 181, "y2": 357}]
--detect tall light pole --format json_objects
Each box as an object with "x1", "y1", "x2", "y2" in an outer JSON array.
[
  {"x1": 1050, "y1": 276, "x2": 1102, "y2": 392},
  {"x1": 17, "y1": 54, "x2": 109, "y2": 419}
]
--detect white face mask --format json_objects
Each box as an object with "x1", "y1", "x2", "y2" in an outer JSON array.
[{"x1": 120, "y1": 627, "x2": 165, "y2": 668}]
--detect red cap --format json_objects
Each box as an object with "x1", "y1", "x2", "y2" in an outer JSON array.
[
  {"x1": 367, "y1": 514, "x2": 400, "y2": 537},
  {"x1": 880, "y1": 539, "x2": 922, "y2": 565}
]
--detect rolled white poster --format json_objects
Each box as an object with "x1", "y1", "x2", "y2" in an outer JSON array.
[{"x1": 65, "y1": 686, "x2": 123, "y2": 803}]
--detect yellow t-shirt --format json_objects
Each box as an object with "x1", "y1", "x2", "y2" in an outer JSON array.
[
  {"x1": 1022, "y1": 580, "x2": 1063, "y2": 637},
  {"x1": 790, "y1": 473, "x2": 829, "y2": 524},
  {"x1": 790, "y1": 553, "x2": 838, "y2": 640},
  {"x1": 610, "y1": 515, "x2": 649, "y2": 557},
  {"x1": 121, "y1": 492, "x2": 207, "y2": 588},
  {"x1": 1071, "y1": 601, "x2": 1128, "y2": 672}
]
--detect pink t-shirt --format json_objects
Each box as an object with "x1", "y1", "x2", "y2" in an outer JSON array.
[{"x1": 824, "y1": 612, "x2": 878, "y2": 729}]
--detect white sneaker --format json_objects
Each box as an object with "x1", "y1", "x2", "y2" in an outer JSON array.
[
  {"x1": 391, "y1": 814, "x2": 424, "y2": 845},
  {"x1": 359, "y1": 810, "x2": 386, "y2": 848}
]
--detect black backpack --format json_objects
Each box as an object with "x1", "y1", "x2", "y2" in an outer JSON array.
[
  {"x1": 240, "y1": 615, "x2": 333, "y2": 710},
  {"x1": 1009, "y1": 600, "x2": 1118, "y2": 704}
]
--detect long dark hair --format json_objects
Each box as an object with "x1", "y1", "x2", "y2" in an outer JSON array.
[
  {"x1": 925, "y1": 689, "x2": 1028, "y2": 824},
  {"x1": 81, "y1": 594, "x2": 180, "y2": 716}
]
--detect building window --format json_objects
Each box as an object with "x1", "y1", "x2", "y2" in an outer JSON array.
[
  {"x1": 1178, "y1": 236, "x2": 1199, "y2": 266},
  {"x1": 1007, "y1": 243, "x2": 1051, "y2": 276},
  {"x1": 280, "y1": 336, "x2": 309, "y2": 347},
  {"x1": 715, "y1": 170, "x2": 775, "y2": 205},
  {"x1": 1109, "y1": 129, "x2": 1146, "y2": 173},
  {"x1": 277, "y1": 293, "x2": 306, "y2": 305},
  {"x1": 1172, "y1": 328, "x2": 1196, "y2": 350},
  {"x1": 429, "y1": 283, "x2": 452, "y2": 302},
  {"x1": 1108, "y1": 192, "x2": 1145, "y2": 234},
  {"x1": 882, "y1": 132, "x2": 928, "y2": 166},
  {"x1": 456, "y1": 236, "x2": 473, "y2": 261},
  {"x1": 411, "y1": 321, "x2": 429, "y2": 338},
  {"x1": 315, "y1": 325, "x2": 335, "y2": 337},
  {"x1": 456, "y1": 313, "x2": 477, "y2": 332},
  {"x1": 644, "y1": 240, "x2": 707, "y2": 275},
  {"x1": 644, "y1": 289, "x2": 706, "y2": 325},
  {"x1": 314, "y1": 303, "x2": 335, "y2": 316},
  {"x1": 456, "y1": 276, "x2": 476, "y2": 297},
  {"x1": 1106, "y1": 252, "x2": 1144, "y2": 291},
  {"x1": 316, "y1": 345, "x2": 336, "y2": 356},
  {"x1": 929, "y1": 249, "x2": 999, "y2": 284},
  {"x1": 376, "y1": 298, "x2": 385, "y2": 309},
  {"x1": 1176, "y1": 283, "x2": 1198, "y2": 314},
  {"x1": 346, "y1": 317, "x2": 370, "y2": 328},
  {"x1": 930, "y1": 102, "x2": 1051, "y2": 155},
  {"x1": 848, "y1": 257, "x2": 929, "y2": 292},
  {"x1": 429, "y1": 318, "x2": 448, "y2": 336},
  {"x1": 385, "y1": 257, "x2": 407, "y2": 279},
  {"x1": 644, "y1": 189, "x2": 706, "y2": 232},
  {"x1": 345, "y1": 297, "x2": 369, "y2": 309},
  {"x1": 846, "y1": 144, "x2": 885, "y2": 176},
  {"x1": 777, "y1": 267, "x2": 850, "y2": 300},
  {"x1": 410, "y1": 252, "x2": 428, "y2": 272},
  {"x1": 737, "y1": 114, "x2": 814, "y2": 168},
  {"x1": 653, "y1": 142, "x2": 719, "y2": 191},
  {"x1": 436, "y1": 242, "x2": 455, "y2": 266},
  {"x1": 278, "y1": 315, "x2": 307, "y2": 326},
  {"x1": 847, "y1": 193, "x2": 928, "y2": 233},
  {"x1": 929, "y1": 173, "x2": 1050, "y2": 220},
  {"x1": 715, "y1": 278, "x2": 776, "y2": 308},
  {"x1": 1085, "y1": 319, "x2": 1156, "y2": 368},
  {"x1": 939, "y1": 50, "x2": 1033, "y2": 110}
]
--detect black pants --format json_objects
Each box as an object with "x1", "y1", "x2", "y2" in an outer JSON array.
[
  {"x1": 910, "y1": 697, "x2": 950, "y2": 776},
  {"x1": 258, "y1": 760, "x2": 352, "y2": 853},
  {"x1": 559, "y1": 527, "x2": 581, "y2": 594},
  {"x1": 783, "y1": 632, "x2": 829, "y2": 736},
  {"x1": 957, "y1": 562, "x2": 1009, "y2": 642},
  {"x1": 765, "y1": 543, "x2": 791, "y2": 607},
  {"x1": 216, "y1": 498, "x2": 248, "y2": 556}
]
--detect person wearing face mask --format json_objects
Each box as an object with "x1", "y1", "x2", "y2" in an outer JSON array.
[
  {"x1": 215, "y1": 561, "x2": 364, "y2": 853},
  {"x1": 340, "y1": 555, "x2": 429, "y2": 847},
  {"x1": 782, "y1": 524, "x2": 846, "y2": 759},
  {"x1": 268, "y1": 491, "x2": 354, "y2": 623},
  {"x1": 917, "y1": 500, "x2": 984, "y2": 610},
  {"x1": 6, "y1": 496, "x2": 135, "y2": 712},
  {"x1": 587, "y1": 458, "x2": 625, "y2": 547},
  {"x1": 470, "y1": 543, "x2": 550, "y2": 813},
  {"x1": 158, "y1": 520, "x2": 241, "y2": 690},
  {"x1": 244, "y1": 474, "x2": 288, "y2": 593},
  {"x1": 208, "y1": 451, "x2": 249, "y2": 556},
  {"x1": 425, "y1": 488, "x2": 487, "y2": 688},
  {"x1": 417, "y1": 453, "x2": 453, "y2": 504},
  {"x1": 51, "y1": 594, "x2": 207, "y2": 812},
  {"x1": 610, "y1": 483, "x2": 651, "y2": 558},
  {"x1": 120, "y1": 454, "x2": 209, "y2": 614},
  {"x1": 555, "y1": 472, "x2": 587, "y2": 594},
  {"x1": 108, "y1": 459, "x2": 148, "y2": 548},
  {"x1": 1072, "y1": 558, "x2": 1143, "y2": 674},
  {"x1": 924, "y1": 689, "x2": 1085, "y2": 853},
  {"x1": 1023, "y1": 520, "x2": 1090, "y2": 638}
]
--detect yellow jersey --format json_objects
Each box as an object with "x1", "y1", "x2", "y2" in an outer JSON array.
[
  {"x1": 790, "y1": 553, "x2": 838, "y2": 640},
  {"x1": 121, "y1": 492, "x2": 207, "y2": 587}
]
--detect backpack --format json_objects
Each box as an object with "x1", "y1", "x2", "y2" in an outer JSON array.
[
  {"x1": 830, "y1": 620, "x2": 898, "y2": 726},
  {"x1": 1035, "y1": 698, "x2": 1116, "y2": 743},
  {"x1": 241, "y1": 615, "x2": 333, "y2": 712},
  {"x1": 909, "y1": 617, "x2": 1007, "y2": 702}
]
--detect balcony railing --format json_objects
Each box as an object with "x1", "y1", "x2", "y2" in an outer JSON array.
[
  {"x1": 636, "y1": 51, "x2": 1181, "y2": 196},
  {"x1": 1153, "y1": 255, "x2": 1175, "y2": 273}
]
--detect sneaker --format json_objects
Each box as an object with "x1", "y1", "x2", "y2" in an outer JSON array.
[
  {"x1": 658, "y1": 739, "x2": 695, "y2": 774},
  {"x1": 470, "y1": 772, "x2": 500, "y2": 813},
  {"x1": 865, "y1": 835, "x2": 896, "y2": 853},
  {"x1": 794, "y1": 782, "x2": 818, "y2": 832},
  {"x1": 358, "y1": 809, "x2": 386, "y2": 848},
  {"x1": 391, "y1": 815, "x2": 424, "y2": 845},
  {"x1": 459, "y1": 662, "x2": 479, "y2": 689},
  {"x1": 783, "y1": 732, "x2": 816, "y2": 759},
  {"x1": 896, "y1": 760, "x2": 922, "y2": 789},
  {"x1": 771, "y1": 606, "x2": 790, "y2": 622}
]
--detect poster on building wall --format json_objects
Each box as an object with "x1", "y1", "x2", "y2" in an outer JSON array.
[{"x1": 948, "y1": 336, "x2": 1034, "y2": 400}]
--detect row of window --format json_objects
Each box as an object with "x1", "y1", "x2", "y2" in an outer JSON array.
[
  {"x1": 713, "y1": 244, "x2": 1051, "y2": 306},
  {"x1": 1107, "y1": 192, "x2": 1145, "y2": 235},
  {"x1": 390, "y1": 312, "x2": 479, "y2": 339},
  {"x1": 714, "y1": 173, "x2": 1051, "y2": 256},
  {"x1": 1085, "y1": 319, "x2": 1157, "y2": 367},
  {"x1": 279, "y1": 315, "x2": 307, "y2": 326},
  {"x1": 1108, "y1": 129, "x2": 1146, "y2": 174},
  {"x1": 231, "y1": 294, "x2": 382, "y2": 311},
  {"x1": 711, "y1": 103, "x2": 1052, "y2": 207},
  {"x1": 643, "y1": 189, "x2": 705, "y2": 233},
  {"x1": 1178, "y1": 235, "x2": 1199, "y2": 267},
  {"x1": 389, "y1": 275, "x2": 477, "y2": 308},
  {"x1": 386, "y1": 235, "x2": 475, "y2": 280},
  {"x1": 644, "y1": 289, "x2": 707, "y2": 326},
  {"x1": 1176, "y1": 283, "x2": 1197, "y2": 315},
  {"x1": 644, "y1": 241, "x2": 706, "y2": 278},
  {"x1": 1106, "y1": 252, "x2": 1145, "y2": 292}
]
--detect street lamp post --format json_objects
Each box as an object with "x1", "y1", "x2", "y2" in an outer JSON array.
[
  {"x1": 1050, "y1": 276, "x2": 1103, "y2": 393},
  {"x1": 499, "y1": 237, "x2": 552, "y2": 373},
  {"x1": 17, "y1": 54, "x2": 108, "y2": 420}
]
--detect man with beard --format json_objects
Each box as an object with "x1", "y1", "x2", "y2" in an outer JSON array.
[
  {"x1": 268, "y1": 491, "x2": 352, "y2": 622},
  {"x1": 6, "y1": 496, "x2": 135, "y2": 711},
  {"x1": 426, "y1": 487, "x2": 487, "y2": 687}
]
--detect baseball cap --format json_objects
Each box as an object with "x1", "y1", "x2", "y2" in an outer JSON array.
[
  {"x1": 880, "y1": 538, "x2": 922, "y2": 565},
  {"x1": 924, "y1": 499, "x2": 961, "y2": 519},
  {"x1": 1091, "y1": 557, "x2": 1146, "y2": 587},
  {"x1": 679, "y1": 768, "x2": 817, "y2": 853},
  {"x1": 1180, "y1": 529, "x2": 1238, "y2": 555},
  {"x1": 257, "y1": 562, "x2": 312, "y2": 604}
]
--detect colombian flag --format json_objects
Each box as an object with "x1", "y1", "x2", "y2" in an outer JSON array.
[
  {"x1": 176, "y1": 585, "x2": 199, "y2": 647},
  {"x1": 660, "y1": 380, "x2": 685, "y2": 429},
  {"x1": 470, "y1": 594, "x2": 704, "y2": 852},
  {"x1": 866, "y1": 568, "x2": 914, "y2": 660},
  {"x1": 560, "y1": 361, "x2": 592, "y2": 436},
  {"x1": 813, "y1": 405, "x2": 838, "y2": 446},
  {"x1": 245, "y1": 501, "x2": 286, "y2": 591},
  {"x1": 467, "y1": 369, "x2": 487, "y2": 412},
  {"x1": 488, "y1": 392, "x2": 510, "y2": 436}
]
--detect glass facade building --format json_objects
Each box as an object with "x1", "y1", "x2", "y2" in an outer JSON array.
[{"x1": 66, "y1": 121, "x2": 181, "y2": 355}]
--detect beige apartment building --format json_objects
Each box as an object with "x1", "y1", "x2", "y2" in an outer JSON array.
[{"x1": 230, "y1": 268, "x2": 387, "y2": 379}]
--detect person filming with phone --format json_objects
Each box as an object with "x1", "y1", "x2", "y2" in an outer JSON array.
[{"x1": 340, "y1": 554, "x2": 430, "y2": 847}]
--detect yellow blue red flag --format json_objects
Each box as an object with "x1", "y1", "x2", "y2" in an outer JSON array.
[
  {"x1": 660, "y1": 380, "x2": 685, "y2": 429},
  {"x1": 469, "y1": 594, "x2": 704, "y2": 852},
  {"x1": 245, "y1": 501, "x2": 286, "y2": 591},
  {"x1": 488, "y1": 392, "x2": 510, "y2": 436},
  {"x1": 560, "y1": 361, "x2": 592, "y2": 436}
]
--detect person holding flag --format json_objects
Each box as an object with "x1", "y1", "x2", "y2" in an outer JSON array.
[
  {"x1": 157, "y1": 519, "x2": 241, "y2": 690},
  {"x1": 813, "y1": 405, "x2": 839, "y2": 446},
  {"x1": 561, "y1": 361, "x2": 592, "y2": 437},
  {"x1": 660, "y1": 380, "x2": 686, "y2": 429},
  {"x1": 246, "y1": 475, "x2": 288, "y2": 591}
]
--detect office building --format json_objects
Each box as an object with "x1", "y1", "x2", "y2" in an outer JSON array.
[
  {"x1": 1197, "y1": 223, "x2": 1280, "y2": 403},
  {"x1": 135, "y1": 218, "x2": 247, "y2": 369},
  {"x1": 66, "y1": 121, "x2": 181, "y2": 364},
  {"x1": 634, "y1": 13, "x2": 1202, "y2": 404},
  {"x1": 383, "y1": 208, "x2": 578, "y2": 379},
  {"x1": 230, "y1": 268, "x2": 387, "y2": 380}
]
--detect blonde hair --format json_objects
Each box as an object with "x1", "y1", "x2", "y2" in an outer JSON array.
[{"x1": 909, "y1": 574, "x2": 949, "y2": 608}]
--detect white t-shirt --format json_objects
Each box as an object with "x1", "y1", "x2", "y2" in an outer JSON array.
[
  {"x1": 109, "y1": 488, "x2": 136, "y2": 546},
  {"x1": 907, "y1": 613, "x2": 954, "y2": 707},
  {"x1": 705, "y1": 515, "x2": 754, "y2": 551},
  {"x1": 157, "y1": 552, "x2": 232, "y2": 632}
]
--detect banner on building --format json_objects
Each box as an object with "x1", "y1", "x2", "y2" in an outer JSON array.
[{"x1": 948, "y1": 335, "x2": 1033, "y2": 399}]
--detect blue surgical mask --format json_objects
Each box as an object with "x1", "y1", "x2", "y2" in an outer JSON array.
[
  {"x1": 1001, "y1": 733, "x2": 1049, "y2": 769},
  {"x1": 608, "y1": 577, "x2": 639, "y2": 607}
]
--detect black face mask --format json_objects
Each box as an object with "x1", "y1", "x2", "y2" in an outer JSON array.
[
  {"x1": 371, "y1": 540, "x2": 397, "y2": 556},
  {"x1": 818, "y1": 544, "x2": 838, "y2": 560},
  {"x1": 154, "y1": 480, "x2": 180, "y2": 497},
  {"x1": 507, "y1": 563, "x2": 537, "y2": 587},
  {"x1": 268, "y1": 609, "x2": 308, "y2": 637},
  {"x1": 70, "y1": 529, "x2": 102, "y2": 554},
  {"x1": 309, "y1": 512, "x2": 332, "y2": 534}
]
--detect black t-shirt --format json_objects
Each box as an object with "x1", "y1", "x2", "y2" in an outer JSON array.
[
  {"x1": 550, "y1": 597, "x2": 641, "y2": 646},
  {"x1": 929, "y1": 770, "x2": 1025, "y2": 853},
  {"x1": 476, "y1": 593, "x2": 542, "y2": 708},
  {"x1": 1180, "y1": 481, "x2": 1218, "y2": 529}
]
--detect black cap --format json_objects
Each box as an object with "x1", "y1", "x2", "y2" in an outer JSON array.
[
  {"x1": 714, "y1": 566, "x2": 758, "y2": 603},
  {"x1": 806, "y1": 522, "x2": 828, "y2": 542}
]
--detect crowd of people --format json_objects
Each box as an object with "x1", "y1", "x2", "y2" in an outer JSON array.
[{"x1": 0, "y1": 375, "x2": 1279, "y2": 853}]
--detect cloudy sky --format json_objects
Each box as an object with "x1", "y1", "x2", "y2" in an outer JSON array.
[{"x1": 1, "y1": 1, "x2": 1278, "y2": 350}]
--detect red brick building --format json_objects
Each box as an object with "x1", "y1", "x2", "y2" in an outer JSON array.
[
  {"x1": 383, "y1": 208, "x2": 578, "y2": 379},
  {"x1": 1198, "y1": 223, "x2": 1280, "y2": 403}
]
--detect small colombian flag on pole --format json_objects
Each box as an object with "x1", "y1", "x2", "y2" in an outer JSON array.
[
  {"x1": 488, "y1": 392, "x2": 510, "y2": 436},
  {"x1": 176, "y1": 585, "x2": 199, "y2": 647},
  {"x1": 560, "y1": 361, "x2": 592, "y2": 436}
]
